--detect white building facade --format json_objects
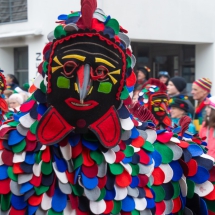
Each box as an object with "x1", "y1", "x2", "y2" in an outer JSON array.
[{"x1": 0, "y1": 0, "x2": 215, "y2": 93}]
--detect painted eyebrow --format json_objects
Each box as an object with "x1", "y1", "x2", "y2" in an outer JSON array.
[
  {"x1": 95, "y1": 58, "x2": 116, "y2": 68},
  {"x1": 62, "y1": 54, "x2": 86, "y2": 61}
]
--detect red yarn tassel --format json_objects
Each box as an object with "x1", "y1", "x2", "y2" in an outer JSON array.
[{"x1": 81, "y1": 0, "x2": 97, "y2": 28}]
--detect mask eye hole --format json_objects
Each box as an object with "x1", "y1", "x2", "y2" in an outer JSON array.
[
  {"x1": 63, "y1": 61, "x2": 77, "y2": 76},
  {"x1": 91, "y1": 66, "x2": 109, "y2": 80}
]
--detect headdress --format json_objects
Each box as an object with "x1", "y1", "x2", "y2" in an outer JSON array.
[
  {"x1": 194, "y1": 77, "x2": 212, "y2": 92},
  {"x1": 138, "y1": 78, "x2": 171, "y2": 127}
]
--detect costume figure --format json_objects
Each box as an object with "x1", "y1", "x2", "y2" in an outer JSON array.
[
  {"x1": 0, "y1": 2, "x2": 214, "y2": 215},
  {"x1": 134, "y1": 78, "x2": 215, "y2": 215}
]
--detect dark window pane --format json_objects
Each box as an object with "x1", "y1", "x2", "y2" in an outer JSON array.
[{"x1": 0, "y1": 0, "x2": 27, "y2": 23}]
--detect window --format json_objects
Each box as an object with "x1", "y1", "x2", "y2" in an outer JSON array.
[
  {"x1": 14, "y1": 47, "x2": 28, "y2": 87},
  {"x1": 0, "y1": 0, "x2": 27, "y2": 24}
]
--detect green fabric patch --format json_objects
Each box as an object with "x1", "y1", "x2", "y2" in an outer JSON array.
[
  {"x1": 74, "y1": 154, "x2": 83, "y2": 170},
  {"x1": 105, "y1": 19, "x2": 120, "y2": 35},
  {"x1": 154, "y1": 142, "x2": 173, "y2": 164},
  {"x1": 98, "y1": 82, "x2": 112, "y2": 94},
  {"x1": 130, "y1": 163, "x2": 139, "y2": 176},
  {"x1": 7, "y1": 167, "x2": 18, "y2": 182},
  {"x1": 111, "y1": 200, "x2": 122, "y2": 215},
  {"x1": 35, "y1": 151, "x2": 42, "y2": 164},
  {"x1": 41, "y1": 161, "x2": 52, "y2": 175},
  {"x1": 68, "y1": 12, "x2": 80, "y2": 18},
  {"x1": 126, "y1": 57, "x2": 131, "y2": 68},
  {"x1": 1, "y1": 193, "x2": 11, "y2": 211},
  {"x1": 30, "y1": 120, "x2": 39, "y2": 134},
  {"x1": 35, "y1": 185, "x2": 49, "y2": 195},
  {"x1": 40, "y1": 80, "x2": 46, "y2": 93},
  {"x1": 109, "y1": 163, "x2": 123, "y2": 175},
  {"x1": 90, "y1": 151, "x2": 104, "y2": 165},
  {"x1": 142, "y1": 141, "x2": 154, "y2": 152},
  {"x1": 97, "y1": 188, "x2": 106, "y2": 201},
  {"x1": 71, "y1": 184, "x2": 84, "y2": 196},
  {"x1": 186, "y1": 179, "x2": 195, "y2": 199},
  {"x1": 54, "y1": 25, "x2": 67, "y2": 39},
  {"x1": 123, "y1": 145, "x2": 134, "y2": 157},
  {"x1": 172, "y1": 181, "x2": 180, "y2": 199},
  {"x1": 152, "y1": 185, "x2": 165, "y2": 202},
  {"x1": 131, "y1": 210, "x2": 140, "y2": 215},
  {"x1": 7, "y1": 121, "x2": 19, "y2": 127},
  {"x1": 48, "y1": 209, "x2": 63, "y2": 215},
  {"x1": 205, "y1": 199, "x2": 215, "y2": 212},
  {"x1": 42, "y1": 61, "x2": 49, "y2": 73},
  {"x1": 120, "y1": 86, "x2": 129, "y2": 100},
  {"x1": 12, "y1": 139, "x2": 26, "y2": 153},
  {"x1": 57, "y1": 76, "x2": 70, "y2": 89}
]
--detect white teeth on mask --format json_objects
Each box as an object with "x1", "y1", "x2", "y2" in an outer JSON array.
[{"x1": 71, "y1": 102, "x2": 90, "y2": 107}]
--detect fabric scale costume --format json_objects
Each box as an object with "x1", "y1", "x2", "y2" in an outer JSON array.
[{"x1": 0, "y1": 1, "x2": 214, "y2": 215}]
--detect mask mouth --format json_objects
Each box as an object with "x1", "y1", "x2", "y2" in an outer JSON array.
[{"x1": 65, "y1": 98, "x2": 98, "y2": 110}]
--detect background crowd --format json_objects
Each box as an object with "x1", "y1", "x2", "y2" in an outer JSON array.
[{"x1": 133, "y1": 67, "x2": 215, "y2": 159}]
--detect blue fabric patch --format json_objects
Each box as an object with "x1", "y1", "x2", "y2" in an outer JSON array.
[
  {"x1": 25, "y1": 152, "x2": 35, "y2": 165},
  {"x1": 130, "y1": 176, "x2": 139, "y2": 188},
  {"x1": 13, "y1": 112, "x2": 26, "y2": 122},
  {"x1": 103, "y1": 27, "x2": 115, "y2": 38},
  {"x1": 82, "y1": 139, "x2": 98, "y2": 151},
  {"x1": 118, "y1": 104, "x2": 130, "y2": 119},
  {"x1": 0, "y1": 165, "x2": 8, "y2": 180},
  {"x1": 58, "y1": 14, "x2": 68, "y2": 20},
  {"x1": 30, "y1": 104, "x2": 38, "y2": 119},
  {"x1": 127, "y1": 86, "x2": 134, "y2": 93},
  {"x1": 156, "y1": 129, "x2": 166, "y2": 134},
  {"x1": 11, "y1": 194, "x2": 27, "y2": 210},
  {"x1": 122, "y1": 196, "x2": 135, "y2": 212},
  {"x1": 151, "y1": 150, "x2": 162, "y2": 167},
  {"x1": 169, "y1": 161, "x2": 183, "y2": 181},
  {"x1": 65, "y1": 16, "x2": 80, "y2": 24},
  {"x1": 54, "y1": 155, "x2": 68, "y2": 173},
  {"x1": 146, "y1": 197, "x2": 155, "y2": 209},
  {"x1": 68, "y1": 133, "x2": 80, "y2": 147},
  {"x1": 81, "y1": 173, "x2": 98, "y2": 190},
  {"x1": 188, "y1": 166, "x2": 209, "y2": 184},
  {"x1": 28, "y1": 205, "x2": 39, "y2": 215},
  {"x1": 130, "y1": 127, "x2": 139, "y2": 139},
  {"x1": 52, "y1": 187, "x2": 67, "y2": 212},
  {"x1": 187, "y1": 144, "x2": 203, "y2": 157},
  {"x1": 20, "y1": 182, "x2": 33, "y2": 194},
  {"x1": 37, "y1": 104, "x2": 48, "y2": 116},
  {"x1": 200, "y1": 198, "x2": 208, "y2": 215},
  {"x1": 122, "y1": 157, "x2": 132, "y2": 164},
  {"x1": 104, "y1": 188, "x2": 116, "y2": 200},
  {"x1": 8, "y1": 130, "x2": 25, "y2": 146}
]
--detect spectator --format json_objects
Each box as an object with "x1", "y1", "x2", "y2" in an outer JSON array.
[
  {"x1": 192, "y1": 78, "x2": 212, "y2": 131},
  {"x1": 158, "y1": 71, "x2": 170, "y2": 85},
  {"x1": 167, "y1": 77, "x2": 194, "y2": 117},
  {"x1": 169, "y1": 98, "x2": 196, "y2": 134},
  {"x1": 3, "y1": 89, "x2": 13, "y2": 104},
  {"x1": 8, "y1": 93, "x2": 24, "y2": 111},
  {"x1": 199, "y1": 96, "x2": 215, "y2": 159},
  {"x1": 133, "y1": 66, "x2": 150, "y2": 102},
  {"x1": 6, "y1": 74, "x2": 23, "y2": 92}
]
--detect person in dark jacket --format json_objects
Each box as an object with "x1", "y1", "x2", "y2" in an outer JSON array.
[{"x1": 167, "y1": 76, "x2": 194, "y2": 117}]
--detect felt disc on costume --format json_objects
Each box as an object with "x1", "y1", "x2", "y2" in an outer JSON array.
[
  {"x1": 89, "y1": 107, "x2": 121, "y2": 148},
  {"x1": 36, "y1": 107, "x2": 74, "y2": 145}
]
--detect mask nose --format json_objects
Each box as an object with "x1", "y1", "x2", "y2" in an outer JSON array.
[
  {"x1": 76, "y1": 64, "x2": 91, "y2": 103},
  {"x1": 160, "y1": 102, "x2": 168, "y2": 113}
]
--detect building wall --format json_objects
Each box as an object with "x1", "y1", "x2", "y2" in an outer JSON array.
[{"x1": 0, "y1": 0, "x2": 215, "y2": 93}]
